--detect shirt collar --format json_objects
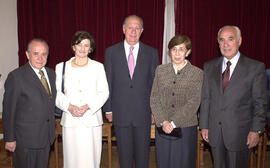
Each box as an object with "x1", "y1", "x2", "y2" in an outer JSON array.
[
  {"x1": 28, "y1": 61, "x2": 46, "y2": 75},
  {"x1": 223, "y1": 51, "x2": 240, "y2": 66},
  {"x1": 124, "y1": 40, "x2": 139, "y2": 49},
  {"x1": 172, "y1": 59, "x2": 188, "y2": 74}
]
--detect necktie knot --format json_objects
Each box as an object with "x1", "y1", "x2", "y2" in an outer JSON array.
[
  {"x1": 226, "y1": 61, "x2": 231, "y2": 67},
  {"x1": 129, "y1": 46, "x2": 134, "y2": 52},
  {"x1": 39, "y1": 70, "x2": 45, "y2": 76}
]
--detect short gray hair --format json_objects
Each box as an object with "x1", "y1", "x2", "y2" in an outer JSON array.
[
  {"x1": 217, "y1": 25, "x2": 241, "y2": 41},
  {"x1": 123, "y1": 15, "x2": 144, "y2": 29},
  {"x1": 27, "y1": 38, "x2": 49, "y2": 54}
]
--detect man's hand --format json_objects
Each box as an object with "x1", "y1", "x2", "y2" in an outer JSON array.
[
  {"x1": 201, "y1": 129, "x2": 209, "y2": 142},
  {"x1": 162, "y1": 121, "x2": 174, "y2": 134},
  {"x1": 247, "y1": 132, "x2": 260, "y2": 149},
  {"x1": 106, "y1": 113, "x2": 113, "y2": 122},
  {"x1": 5, "y1": 141, "x2": 16, "y2": 152}
]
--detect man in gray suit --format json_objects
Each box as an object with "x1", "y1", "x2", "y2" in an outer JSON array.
[
  {"x1": 103, "y1": 15, "x2": 159, "y2": 168},
  {"x1": 199, "y1": 25, "x2": 268, "y2": 168},
  {"x1": 3, "y1": 38, "x2": 56, "y2": 168}
]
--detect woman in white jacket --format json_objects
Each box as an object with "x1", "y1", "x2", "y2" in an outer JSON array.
[{"x1": 55, "y1": 31, "x2": 109, "y2": 168}]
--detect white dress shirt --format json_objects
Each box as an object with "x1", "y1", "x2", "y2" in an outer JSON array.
[
  {"x1": 222, "y1": 51, "x2": 240, "y2": 79},
  {"x1": 124, "y1": 40, "x2": 139, "y2": 67}
]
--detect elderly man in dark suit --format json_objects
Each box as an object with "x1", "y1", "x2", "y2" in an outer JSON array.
[
  {"x1": 199, "y1": 25, "x2": 268, "y2": 168},
  {"x1": 103, "y1": 15, "x2": 159, "y2": 168},
  {"x1": 3, "y1": 38, "x2": 56, "y2": 168}
]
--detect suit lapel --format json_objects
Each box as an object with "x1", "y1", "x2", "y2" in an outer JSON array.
[
  {"x1": 225, "y1": 54, "x2": 245, "y2": 92},
  {"x1": 213, "y1": 58, "x2": 223, "y2": 94},
  {"x1": 25, "y1": 63, "x2": 51, "y2": 98},
  {"x1": 133, "y1": 42, "x2": 142, "y2": 79},
  {"x1": 118, "y1": 42, "x2": 131, "y2": 79},
  {"x1": 46, "y1": 67, "x2": 56, "y2": 99}
]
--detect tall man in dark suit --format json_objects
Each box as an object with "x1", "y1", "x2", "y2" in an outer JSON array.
[
  {"x1": 3, "y1": 38, "x2": 56, "y2": 168},
  {"x1": 199, "y1": 25, "x2": 268, "y2": 168},
  {"x1": 103, "y1": 15, "x2": 159, "y2": 168}
]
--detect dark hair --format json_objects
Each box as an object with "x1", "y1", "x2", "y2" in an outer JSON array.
[
  {"x1": 27, "y1": 38, "x2": 49, "y2": 54},
  {"x1": 168, "y1": 35, "x2": 192, "y2": 52},
  {"x1": 71, "y1": 31, "x2": 95, "y2": 55}
]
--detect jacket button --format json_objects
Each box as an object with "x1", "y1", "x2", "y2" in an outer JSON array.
[
  {"x1": 171, "y1": 104, "x2": 175, "y2": 108},
  {"x1": 130, "y1": 85, "x2": 133, "y2": 88},
  {"x1": 47, "y1": 119, "x2": 50, "y2": 122},
  {"x1": 218, "y1": 122, "x2": 221, "y2": 125}
]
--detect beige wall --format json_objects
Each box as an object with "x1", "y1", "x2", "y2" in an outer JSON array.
[{"x1": 0, "y1": 0, "x2": 18, "y2": 112}]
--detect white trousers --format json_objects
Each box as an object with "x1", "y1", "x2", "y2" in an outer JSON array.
[{"x1": 63, "y1": 125, "x2": 102, "y2": 168}]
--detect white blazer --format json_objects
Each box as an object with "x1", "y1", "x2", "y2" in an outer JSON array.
[{"x1": 55, "y1": 57, "x2": 109, "y2": 127}]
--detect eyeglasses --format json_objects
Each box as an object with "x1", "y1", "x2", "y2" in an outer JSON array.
[{"x1": 171, "y1": 47, "x2": 187, "y2": 53}]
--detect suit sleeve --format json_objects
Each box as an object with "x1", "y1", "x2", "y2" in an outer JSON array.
[
  {"x1": 103, "y1": 48, "x2": 113, "y2": 112},
  {"x1": 199, "y1": 64, "x2": 210, "y2": 129},
  {"x1": 2, "y1": 72, "x2": 19, "y2": 142},
  {"x1": 250, "y1": 63, "x2": 268, "y2": 132}
]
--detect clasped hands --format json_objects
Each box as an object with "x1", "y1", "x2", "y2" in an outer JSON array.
[{"x1": 68, "y1": 104, "x2": 90, "y2": 117}]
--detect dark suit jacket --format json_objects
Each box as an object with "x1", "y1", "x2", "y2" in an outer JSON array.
[
  {"x1": 199, "y1": 54, "x2": 268, "y2": 151},
  {"x1": 103, "y1": 41, "x2": 159, "y2": 126},
  {"x1": 3, "y1": 62, "x2": 56, "y2": 149}
]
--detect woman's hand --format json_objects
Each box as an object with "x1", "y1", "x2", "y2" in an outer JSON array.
[
  {"x1": 68, "y1": 104, "x2": 82, "y2": 117},
  {"x1": 68, "y1": 104, "x2": 90, "y2": 117},
  {"x1": 162, "y1": 121, "x2": 174, "y2": 134},
  {"x1": 78, "y1": 104, "x2": 90, "y2": 116}
]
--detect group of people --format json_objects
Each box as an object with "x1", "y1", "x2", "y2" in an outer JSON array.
[{"x1": 2, "y1": 14, "x2": 268, "y2": 168}]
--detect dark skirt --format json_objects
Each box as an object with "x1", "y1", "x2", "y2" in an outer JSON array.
[{"x1": 155, "y1": 125, "x2": 197, "y2": 168}]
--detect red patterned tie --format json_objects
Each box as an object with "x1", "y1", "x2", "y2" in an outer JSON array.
[
  {"x1": 222, "y1": 61, "x2": 231, "y2": 92},
  {"x1": 128, "y1": 46, "x2": 135, "y2": 78}
]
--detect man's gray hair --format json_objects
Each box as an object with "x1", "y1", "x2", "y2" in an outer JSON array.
[
  {"x1": 217, "y1": 25, "x2": 241, "y2": 41},
  {"x1": 123, "y1": 15, "x2": 144, "y2": 29},
  {"x1": 27, "y1": 38, "x2": 49, "y2": 53}
]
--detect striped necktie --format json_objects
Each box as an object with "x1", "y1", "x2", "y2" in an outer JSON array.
[{"x1": 39, "y1": 70, "x2": 52, "y2": 97}]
